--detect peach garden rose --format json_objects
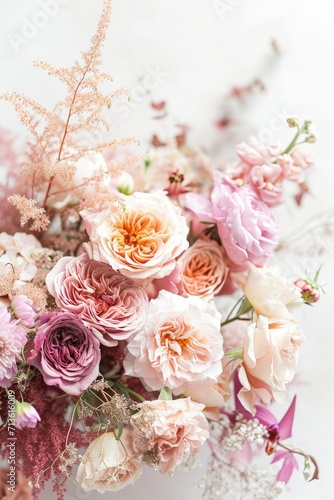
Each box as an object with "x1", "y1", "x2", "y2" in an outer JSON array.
[
  {"x1": 80, "y1": 190, "x2": 189, "y2": 280},
  {"x1": 177, "y1": 238, "x2": 229, "y2": 299},
  {"x1": 131, "y1": 398, "x2": 209, "y2": 475},
  {"x1": 123, "y1": 290, "x2": 224, "y2": 395}
]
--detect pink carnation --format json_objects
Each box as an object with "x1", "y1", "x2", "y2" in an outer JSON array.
[
  {"x1": 131, "y1": 398, "x2": 209, "y2": 474},
  {"x1": 186, "y1": 181, "x2": 278, "y2": 267},
  {"x1": 124, "y1": 290, "x2": 224, "y2": 395},
  {"x1": 28, "y1": 312, "x2": 101, "y2": 395},
  {"x1": 46, "y1": 254, "x2": 148, "y2": 346},
  {"x1": 0, "y1": 306, "x2": 27, "y2": 388}
]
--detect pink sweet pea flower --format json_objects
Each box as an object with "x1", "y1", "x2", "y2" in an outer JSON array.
[{"x1": 15, "y1": 401, "x2": 41, "y2": 429}]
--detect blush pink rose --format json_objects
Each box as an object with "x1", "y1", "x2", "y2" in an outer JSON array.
[
  {"x1": 76, "y1": 429, "x2": 142, "y2": 493},
  {"x1": 123, "y1": 290, "x2": 224, "y2": 395},
  {"x1": 46, "y1": 254, "x2": 148, "y2": 346},
  {"x1": 177, "y1": 239, "x2": 229, "y2": 299},
  {"x1": 80, "y1": 191, "x2": 189, "y2": 280},
  {"x1": 238, "y1": 315, "x2": 304, "y2": 414},
  {"x1": 186, "y1": 181, "x2": 278, "y2": 267},
  {"x1": 28, "y1": 312, "x2": 101, "y2": 395},
  {"x1": 131, "y1": 398, "x2": 209, "y2": 474}
]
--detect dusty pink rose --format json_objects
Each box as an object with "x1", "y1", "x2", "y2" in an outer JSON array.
[
  {"x1": 0, "y1": 306, "x2": 27, "y2": 388},
  {"x1": 81, "y1": 191, "x2": 189, "y2": 280},
  {"x1": 46, "y1": 254, "x2": 148, "y2": 346},
  {"x1": 11, "y1": 295, "x2": 37, "y2": 328},
  {"x1": 123, "y1": 290, "x2": 223, "y2": 395},
  {"x1": 28, "y1": 312, "x2": 101, "y2": 395},
  {"x1": 238, "y1": 315, "x2": 304, "y2": 414},
  {"x1": 178, "y1": 239, "x2": 229, "y2": 299},
  {"x1": 186, "y1": 181, "x2": 278, "y2": 267},
  {"x1": 76, "y1": 429, "x2": 142, "y2": 493},
  {"x1": 234, "y1": 264, "x2": 302, "y2": 319},
  {"x1": 15, "y1": 401, "x2": 41, "y2": 429},
  {"x1": 131, "y1": 398, "x2": 209, "y2": 474}
]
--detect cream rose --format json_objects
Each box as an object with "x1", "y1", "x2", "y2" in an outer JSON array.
[
  {"x1": 81, "y1": 191, "x2": 189, "y2": 280},
  {"x1": 234, "y1": 264, "x2": 302, "y2": 319},
  {"x1": 76, "y1": 429, "x2": 142, "y2": 493},
  {"x1": 178, "y1": 239, "x2": 229, "y2": 299},
  {"x1": 123, "y1": 290, "x2": 224, "y2": 395},
  {"x1": 238, "y1": 315, "x2": 304, "y2": 414}
]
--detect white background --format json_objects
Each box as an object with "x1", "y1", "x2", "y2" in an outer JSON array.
[{"x1": 1, "y1": 1, "x2": 334, "y2": 499}]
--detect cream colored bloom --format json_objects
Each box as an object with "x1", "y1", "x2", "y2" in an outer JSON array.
[
  {"x1": 238, "y1": 315, "x2": 304, "y2": 414},
  {"x1": 234, "y1": 264, "x2": 302, "y2": 319},
  {"x1": 76, "y1": 430, "x2": 142, "y2": 493}
]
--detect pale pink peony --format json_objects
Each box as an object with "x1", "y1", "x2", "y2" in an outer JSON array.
[
  {"x1": 46, "y1": 254, "x2": 148, "y2": 346},
  {"x1": 81, "y1": 191, "x2": 189, "y2": 280},
  {"x1": 178, "y1": 239, "x2": 229, "y2": 299},
  {"x1": 0, "y1": 306, "x2": 27, "y2": 388},
  {"x1": 15, "y1": 401, "x2": 41, "y2": 429},
  {"x1": 131, "y1": 398, "x2": 209, "y2": 475},
  {"x1": 28, "y1": 312, "x2": 101, "y2": 395},
  {"x1": 11, "y1": 295, "x2": 37, "y2": 328},
  {"x1": 186, "y1": 181, "x2": 278, "y2": 267},
  {"x1": 76, "y1": 429, "x2": 142, "y2": 493},
  {"x1": 123, "y1": 290, "x2": 224, "y2": 395},
  {"x1": 234, "y1": 264, "x2": 302, "y2": 319},
  {"x1": 238, "y1": 315, "x2": 304, "y2": 414}
]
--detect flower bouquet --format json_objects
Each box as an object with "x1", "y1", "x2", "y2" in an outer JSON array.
[{"x1": 0, "y1": 1, "x2": 321, "y2": 499}]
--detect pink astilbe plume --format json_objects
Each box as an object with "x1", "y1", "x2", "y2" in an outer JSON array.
[{"x1": 2, "y1": 0, "x2": 136, "y2": 232}]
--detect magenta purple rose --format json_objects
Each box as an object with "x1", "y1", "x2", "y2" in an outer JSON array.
[{"x1": 28, "y1": 311, "x2": 101, "y2": 395}]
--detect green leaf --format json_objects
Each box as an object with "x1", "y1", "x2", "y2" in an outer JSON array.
[
  {"x1": 236, "y1": 297, "x2": 253, "y2": 316},
  {"x1": 158, "y1": 387, "x2": 173, "y2": 401},
  {"x1": 224, "y1": 347, "x2": 243, "y2": 359}
]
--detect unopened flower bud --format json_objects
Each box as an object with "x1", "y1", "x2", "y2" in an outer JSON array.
[
  {"x1": 294, "y1": 278, "x2": 320, "y2": 304},
  {"x1": 15, "y1": 401, "x2": 41, "y2": 429},
  {"x1": 11, "y1": 295, "x2": 37, "y2": 328},
  {"x1": 306, "y1": 133, "x2": 318, "y2": 143},
  {"x1": 117, "y1": 171, "x2": 134, "y2": 195},
  {"x1": 286, "y1": 116, "x2": 299, "y2": 128}
]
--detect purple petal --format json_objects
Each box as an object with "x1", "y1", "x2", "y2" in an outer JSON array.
[
  {"x1": 277, "y1": 453, "x2": 299, "y2": 483},
  {"x1": 278, "y1": 395, "x2": 296, "y2": 440},
  {"x1": 254, "y1": 405, "x2": 277, "y2": 428}
]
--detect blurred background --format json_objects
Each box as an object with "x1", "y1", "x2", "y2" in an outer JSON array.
[{"x1": 1, "y1": 1, "x2": 334, "y2": 498}]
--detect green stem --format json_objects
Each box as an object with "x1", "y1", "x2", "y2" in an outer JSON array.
[
  {"x1": 111, "y1": 381, "x2": 146, "y2": 402},
  {"x1": 221, "y1": 315, "x2": 250, "y2": 327}
]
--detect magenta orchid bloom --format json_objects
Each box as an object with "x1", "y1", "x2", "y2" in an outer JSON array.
[{"x1": 254, "y1": 396, "x2": 298, "y2": 483}]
